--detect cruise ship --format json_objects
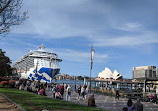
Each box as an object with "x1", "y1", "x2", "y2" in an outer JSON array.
[{"x1": 13, "y1": 45, "x2": 62, "y2": 82}]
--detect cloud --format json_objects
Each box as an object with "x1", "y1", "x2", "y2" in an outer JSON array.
[
  {"x1": 9, "y1": 0, "x2": 158, "y2": 48},
  {"x1": 10, "y1": 0, "x2": 113, "y2": 39},
  {"x1": 93, "y1": 30, "x2": 158, "y2": 47},
  {"x1": 113, "y1": 22, "x2": 142, "y2": 32},
  {"x1": 48, "y1": 48, "x2": 109, "y2": 63}
]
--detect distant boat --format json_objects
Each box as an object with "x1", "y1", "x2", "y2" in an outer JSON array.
[{"x1": 13, "y1": 44, "x2": 62, "y2": 82}]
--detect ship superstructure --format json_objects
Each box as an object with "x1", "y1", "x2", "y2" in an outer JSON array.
[{"x1": 13, "y1": 45, "x2": 62, "y2": 82}]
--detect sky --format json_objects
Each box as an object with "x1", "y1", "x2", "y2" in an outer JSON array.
[{"x1": 1, "y1": 0, "x2": 158, "y2": 79}]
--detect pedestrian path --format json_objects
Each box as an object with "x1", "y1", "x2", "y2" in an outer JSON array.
[
  {"x1": 46, "y1": 88, "x2": 158, "y2": 111},
  {"x1": 1, "y1": 87, "x2": 158, "y2": 111},
  {"x1": 0, "y1": 94, "x2": 21, "y2": 111}
]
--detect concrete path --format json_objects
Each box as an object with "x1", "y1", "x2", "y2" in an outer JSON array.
[
  {"x1": 1, "y1": 87, "x2": 158, "y2": 111},
  {"x1": 46, "y1": 88, "x2": 158, "y2": 111},
  {"x1": 0, "y1": 94, "x2": 21, "y2": 111}
]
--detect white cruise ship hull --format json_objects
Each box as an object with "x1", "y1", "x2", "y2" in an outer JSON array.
[
  {"x1": 13, "y1": 45, "x2": 62, "y2": 83},
  {"x1": 27, "y1": 67, "x2": 60, "y2": 82}
]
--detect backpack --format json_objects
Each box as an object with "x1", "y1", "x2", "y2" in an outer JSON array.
[{"x1": 52, "y1": 87, "x2": 56, "y2": 93}]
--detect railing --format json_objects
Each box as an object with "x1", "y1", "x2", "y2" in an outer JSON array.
[{"x1": 91, "y1": 88, "x2": 151, "y2": 100}]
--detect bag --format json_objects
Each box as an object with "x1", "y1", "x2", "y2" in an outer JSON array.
[
  {"x1": 52, "y1": 87, "x2": 56, "y2": 93},
  {"x1": 68, "y1": 91, "x2": 71, "y2": 95}
]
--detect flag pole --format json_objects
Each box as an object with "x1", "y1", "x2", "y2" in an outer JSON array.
[
  {"x1": 90, "y1": 65, "x2": 92, "y2": 93},
  {"x1": 89, "y1": 45, "x2": 94, "y2": 94}
]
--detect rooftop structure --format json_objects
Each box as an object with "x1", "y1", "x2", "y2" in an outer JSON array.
[{"x1": 98, "y1": 67, "x2": 122, "y2": 80}]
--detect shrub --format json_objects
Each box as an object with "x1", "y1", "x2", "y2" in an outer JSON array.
[
  {"x1": 9, "y1": 80, "x2": 16, "y2": 88},
  {"x1": 0, "y1": 81, "x2": 9, "y2": 87},
  {"x1": 0, "y1": 76, "x2": 10, "y2": 81}
]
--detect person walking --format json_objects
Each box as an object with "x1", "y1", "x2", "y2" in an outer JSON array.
[
  {"x1": 60, "y1": 84, "x2": 64, "y2": 99},
  {"x1": 85, "y1": 87, "x2": 89, "y2": 99},
  {"x1": 81, "y1": 85, "x2": 85, "y2": 100},
  {"x1": 59, "y1": 84, "x2": 62, "y2": 92},
  {"x1": 115, "y1": 89, "x2": 120, "y2": 100},
  {"x1": 134, "y1": 99, "x2": 143, "y2": 111},
  {"x1": 126, "y1": 98, "x2": 135, "y2": 111},
  {"x1": 77, "y1": 85, "x2": 81, "y2": 100},
  {"x1": 66, "y1": 84, "x2": 72, "y2": 101},
  {"x1": 153, "y1": 93, "x2": 157, "y2": 104},
  {"x1": 74, "y1": 84, "x2": 77, "y2": 93},
  {"x1": 52, "y1": 84, "x2": 58, "y2": 98}
]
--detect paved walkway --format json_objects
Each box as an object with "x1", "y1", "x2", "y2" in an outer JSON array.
[
  {"x1": 0, "y1": 94, "x2": 21, "y2": 111},
  {"x1": 46, "y1": 88, "x2": 158, "y2": 111},
  {"x1": 1, "y1": 88, "x2": 158, "y2": 111}
]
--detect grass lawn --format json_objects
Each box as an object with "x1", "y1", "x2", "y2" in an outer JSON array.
[{"x1": 0, "y1": 88, "x2": 108, "y2": 111}]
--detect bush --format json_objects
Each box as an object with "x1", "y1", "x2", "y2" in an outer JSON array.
[
  {"x1": 9, "y1": 80, "x2": 16, "y2": 88},
  {"x1": 0, "y1": 76, "x2": 9, "y2": 81},
  {"x1": 0, "y1": 81, "x2": 9, "y2": 87}
]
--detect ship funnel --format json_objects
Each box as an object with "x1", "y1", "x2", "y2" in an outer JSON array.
[{"x1": 38, "y1": 44, "x2": 45, "y2": 51}]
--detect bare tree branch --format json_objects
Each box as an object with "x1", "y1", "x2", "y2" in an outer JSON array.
[
  {"x1": 0, "y1": 0, "x2": 28, "y2": 35},
  {"x1": 0, "y1": 0, "x2": 11, "y2": 14}
]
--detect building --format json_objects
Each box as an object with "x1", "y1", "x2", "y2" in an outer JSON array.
[
  {"x1": 133, "y1": 66, "x2": 157, "y2": 79},
  {"x1": 98, "y1": 67, "x2": 122, "y2": 80}
]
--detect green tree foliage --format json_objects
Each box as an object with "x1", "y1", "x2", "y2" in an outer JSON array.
[
  {"x1": 0, "y1": 49, "x2": 12, "y2": 76},
  {"x1": 0, "y1": 0, "x2": 27, "y2": 35},
  {"x1": 77, "y1": 76, "x2": 84, "y2": 80}
]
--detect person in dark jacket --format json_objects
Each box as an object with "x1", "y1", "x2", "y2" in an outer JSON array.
[
  {"x1": 153, "y1": 93, "x2": 157, "y2": 104},
  {"x1": 115, "y1": 89, "x2": 120, "y2": 100},
  {"x1": 88, "y1": 94, "x2": 96, "y2": 107},
  {"x1": 126, "y1": 98, "x2": 135, "y2": 111},
  {"x1": 134, "y1": 99, "x2": 143, "y2": 111},
  {"x1": 77, "y1": 85, "x2": 81, "y2": 100}
]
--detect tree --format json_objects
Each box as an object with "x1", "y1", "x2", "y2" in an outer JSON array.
[
  {"x1": 0, "y1": 48, "x2": 12, "y2": 76},
  {"x1": 0, "y1": 0, "x2": 27, "y2": 35},
  {"x1": 77, "y1": 76, "x2": 84, "y2": 80}
]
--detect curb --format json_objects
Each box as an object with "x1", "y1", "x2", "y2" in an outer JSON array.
[{"x1": 0, "y1": 93, "x2": 26, "y2": 111}]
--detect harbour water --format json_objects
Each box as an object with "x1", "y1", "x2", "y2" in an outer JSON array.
[
  {"x1": 51, "y1": 80, "x2": 96, "y2": 89},
  {"x1": 52, "y1": 80, "x2": 83, "y2": 88}
]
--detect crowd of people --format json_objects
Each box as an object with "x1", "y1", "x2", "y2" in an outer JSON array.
[
  {"x1": 51, "y1": 83, "x2": 73, "y2": 101},
  {"x1": 16, "y1": 79, "x2": 48, "y2": 96},
  {"x1": 15, "y1": 79, "x2": 158, "y2": 110},
  {"x1": 74, "y1": 84, "x2": 89, "y2": 100},
  {"x1": 148, "y1": 93, "x2": 157, "y2": 104},
  {"x1": 15, "y1": 79, "x2": 90, "y2": 102}
]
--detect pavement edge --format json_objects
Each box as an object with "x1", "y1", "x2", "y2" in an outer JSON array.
[{"x1": 0, "y1": 93, "x2": 26, "y2": 111}]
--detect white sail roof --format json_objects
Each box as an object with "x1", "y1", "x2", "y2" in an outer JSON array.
[
  {"x1": 113, "y1": 70, "x2": 122, "y2": 80},
  {"x1": 104, "y1": 67, "x2": 113, "y2": 79},
  {"x1": 98, "y1": 67, "x2": 122, "y2": 80}
]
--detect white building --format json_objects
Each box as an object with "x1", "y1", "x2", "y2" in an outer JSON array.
[{"x1": 98, "y1": 67, "x2": 122, "y2": 80}]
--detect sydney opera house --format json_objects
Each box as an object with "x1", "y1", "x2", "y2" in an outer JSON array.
[{"x1": 97, "y1": 67, "x2": 122, "y2": 80}]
